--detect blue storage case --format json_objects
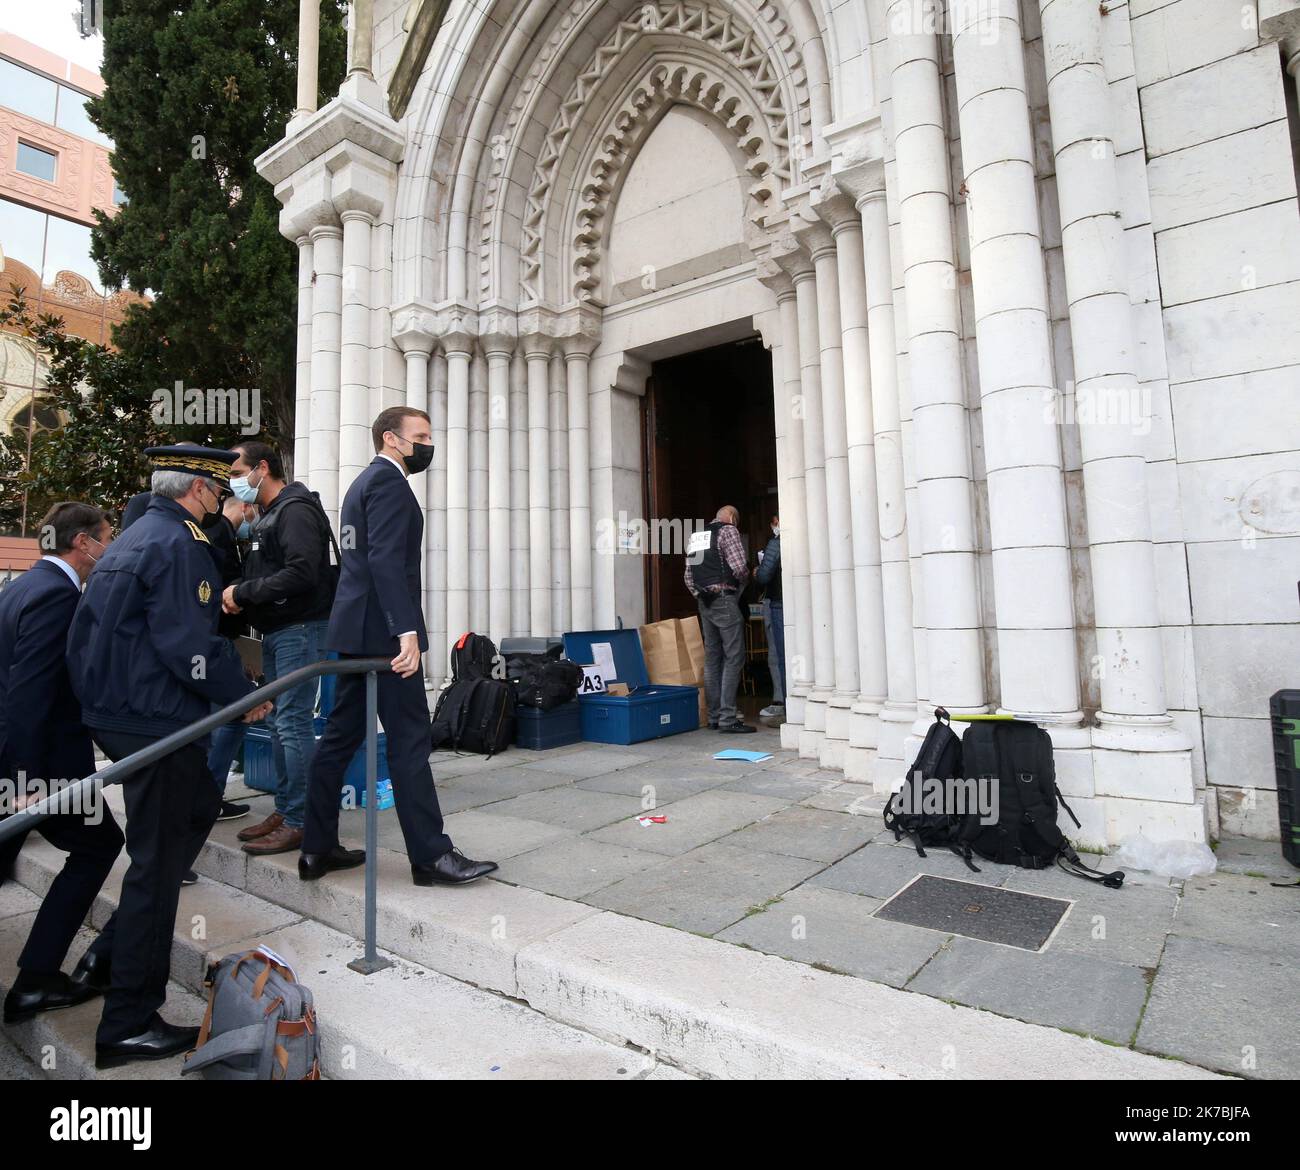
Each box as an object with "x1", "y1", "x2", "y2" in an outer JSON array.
[
  {"x1": 561, "y1": 630, "x2": 699, "y2": 745},
  {"x1": 515, "y1": 700, "x2": 582, "y2": 750},
  {"x1": 242, "y1": 654, "x2": 391, "y2": 807},
  {"x1": 240, "y1": 726, "x2": 278, "y2": 793}
]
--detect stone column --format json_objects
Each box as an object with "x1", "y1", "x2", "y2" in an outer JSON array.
[
  {"x1": 483, "y1": 327, "x2": 515, "y2": 644},
  {"x1": 523, "y1": 331, "x2": 553, "y2": 636},
  {"x1": 951, "y1": 0, "x2": 1082, "y2": 729},
  {"x1": 787, "y1": 257, "x2": 835, "y2": 755},
  {"x1": 823, "y1": 190, "x2": 889, "y2": 775},
  {"x1": 293, "y1": 235, "x2": 313, "y2": 481},
  {"x1": 427, "y1": 349, "x2": 448, "y2": 688},
  {"x1": 564, "y1": 335, "x2": 597, "y2": 632},
  {"x1": 549, "y1": 350, "x2": 571, "y2": 635},
  {"x1": 339, "y1": 210, "x2": 373, "y2": 504},
  {"x1": 798, "y1": 216, "x2": 860, "y2": 769},
  {"x1": 402, "y1": 337, "x2": 431, "y2": 413},
  {"x1": 888, "y1": 0, "x2": 986, "y2": 716},
  {"x1": 294, "y1": 0, "x2": 320, "y2": 120},
  {"x1": 774, "y1": 280, "x2": 814, "y2": 750},
  {"x1": 308, "y1": 223, "x2": 343, "y2": 527},
  {"x1": 509, "y1": 350, "x2": 530, "y2": 636},
  {"x1": 469, "y1": 349, "x2": 489, "y2": 634},
  {"x1": 1039, "y1": 0, "x2": 1192, "y2": 773},
  {"x1": 859, "y1": 185, "x2": 918, "y2": 787},
  {"x1": 443, "y1": 325, "x2": 474, "y2": 652}
]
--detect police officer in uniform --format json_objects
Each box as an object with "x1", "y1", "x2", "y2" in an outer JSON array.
[{"x1": 66, "y1": 446, "x2": 272, "y2": 1069}]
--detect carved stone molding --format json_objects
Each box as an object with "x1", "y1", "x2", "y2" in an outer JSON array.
[{"x1": 486, "y1": 1, "x2": 809, "y2": 304}]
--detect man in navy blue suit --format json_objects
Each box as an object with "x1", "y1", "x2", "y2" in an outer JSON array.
[
  {"x1": 300, "y1": 407, "x2": 497, "y2": 885},
  {"x1": 0, "y1": 502, "x2": 124, "y2": 1024}
]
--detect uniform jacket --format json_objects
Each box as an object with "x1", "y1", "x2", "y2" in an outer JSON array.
[
  {"x1": 326, "y1": 456, "x2": 427, "y2": 655},
  {"x1": 67, "y1": 496, "x2": 254, "y2": 739}
]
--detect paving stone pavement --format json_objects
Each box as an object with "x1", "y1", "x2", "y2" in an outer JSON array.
[{"x1": 218, "y1": 724, "x2": 1298, "y2": 1078}]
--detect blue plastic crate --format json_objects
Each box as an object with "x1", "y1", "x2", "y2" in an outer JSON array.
[
  {"x1": 241, "y1": 724, "x2": 390, "y2": 809},
  {"x1": 561, "y1": 629, "x2": 699, "y2": 745},
  {"x1": 515, "y1": 700, "x2": 582, "y2": 750}
]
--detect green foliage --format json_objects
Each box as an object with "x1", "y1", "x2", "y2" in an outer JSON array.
[
  {"x1": 0, "y1": 288, "x2": 168, "y2": 532},
  {"x1": 87, "y1": 0, "x2": 347, "y2": 449}
]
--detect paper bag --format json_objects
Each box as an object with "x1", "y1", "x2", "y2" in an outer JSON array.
[{"x1": 638, "y1": 617, "x2": 708, "y2": 722}]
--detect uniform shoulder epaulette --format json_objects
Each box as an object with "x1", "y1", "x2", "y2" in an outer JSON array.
[{"x1": 183, "y1": 519, "x2": 211, "y2": 545}]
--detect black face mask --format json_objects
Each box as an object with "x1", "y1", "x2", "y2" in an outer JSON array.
[
  {"x1": 199, "y1": 486, "x2": 225, "y2": 528},
  {"x1": 396, "y1": 437, "x2": 435, "y2": 475}
]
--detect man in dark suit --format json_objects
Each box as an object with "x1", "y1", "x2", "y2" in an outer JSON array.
[
  {"x1": 300, "y1": 407, "x2": 497, "y2": 886},
  {"x1": 0, "y1": 502, "x2": 124, "y2": 1024}
]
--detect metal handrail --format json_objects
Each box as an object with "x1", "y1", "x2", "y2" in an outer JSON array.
[{"x1": 0, "y1": 655, "x2": 397, "y2": 974}]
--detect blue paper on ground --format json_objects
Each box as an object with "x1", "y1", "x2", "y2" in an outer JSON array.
[{"x1": 713, "y1": 749, "x2": 773, "y2": 762}]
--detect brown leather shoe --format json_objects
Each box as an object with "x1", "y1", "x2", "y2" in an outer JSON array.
[
  {"x1": 242, "y1": 823, "x2": 304, "y2": 856},
  {"x1": 236, "y1": 812, "x2": 283, "y2": 843}
]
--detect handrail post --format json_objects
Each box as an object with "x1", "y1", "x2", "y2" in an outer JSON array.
[{"x1": 348, "y1": 668, "x2": 392, "y2": 975}]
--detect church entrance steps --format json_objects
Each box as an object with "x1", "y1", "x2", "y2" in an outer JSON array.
[{"x1": 1, "y1": 838, "x2": 674, "y2": 1081}]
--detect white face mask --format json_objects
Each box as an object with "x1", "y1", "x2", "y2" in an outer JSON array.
[{"x1": 771, "y1": 526, "x2": 780, "y2": 538}]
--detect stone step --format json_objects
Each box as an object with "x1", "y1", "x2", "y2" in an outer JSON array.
[
  {"x1": 4, "y1": 841, "x2": 677, "y2": 1080},
  {"x1": 0, "y1": 884, "x2": 206, "y2": 1081},
  {"x1": 170, "y1": 818, "x2": 1223, "y2": 1080}
]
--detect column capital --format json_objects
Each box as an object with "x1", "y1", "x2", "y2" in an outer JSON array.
[
  {"x1": 518, "y1": 304, "x2": 562, "y2": 358},
  {"x1": 478, "y1": 299, "x2": 519, "y2": 357},
  {"x1": 392, "y1": 301, "x2": 439, "y2": 353},
  {"x1": 432, "y1": 300, "x2": 479, "y2": 355},
  {"x1": 556, "y1": 303, "x2": 603, "y2": 357},
  {"x1": 789, "y1": 198, "x2": 837, "y2": 261},
  {"x1": 307, "y1": 221, "x2": 343, "y2": 244},
  {"x1": 1260, "y1": 0, "x2": 1300, "y2": 45}
]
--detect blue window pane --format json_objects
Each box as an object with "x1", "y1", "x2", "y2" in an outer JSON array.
[
  {"x1": 16, "y1": 142, "x2": 57, "y2": 183},
  {"x1": 56, "y1": 85, "x2": 111, "y2": 149},
  {"x1": 0, "y1": 58, "x2": 57, "y2": 123}
]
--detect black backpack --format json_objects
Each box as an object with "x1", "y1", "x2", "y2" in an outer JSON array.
[
  {"x1": 450, "y1": 632, "x2": 499, "y2": 682},
  {"x1": 884, "y1": 708, "x2": 978, "y2": 872},
  {"x1": 505, "y1": 648, "x2": 584, "y2": 711},
  {"x1": 957, "y1": 719, "x2": 1125, "y2": 888},
  {"x1": 430, "y1": 677, "x2": 515, "y2": 757}
]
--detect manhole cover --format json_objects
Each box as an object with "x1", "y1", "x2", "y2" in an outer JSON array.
[{"x1": 873, "y1": 874, "x2": 1071, "y2": 951}]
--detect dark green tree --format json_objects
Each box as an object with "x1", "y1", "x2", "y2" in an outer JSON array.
[{"x1": 88, "y1": 0, "x2": 347, "y2": 454}]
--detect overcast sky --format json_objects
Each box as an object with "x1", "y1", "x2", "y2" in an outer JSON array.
[{"x1": 1, "y1": 0, "x2": 104, "y2": 73}]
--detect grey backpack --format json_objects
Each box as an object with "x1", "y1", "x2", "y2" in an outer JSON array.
[{"x1": 182, "y1": 948, "x2": 321, "y2": 1080}]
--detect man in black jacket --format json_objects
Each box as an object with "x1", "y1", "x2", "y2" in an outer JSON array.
[
  {"x1": 221, "y1": 441, "x2": 335, "y2": 856},
  {"x1": 299, "y1": 408, "x2": 497, "y2": 886}
]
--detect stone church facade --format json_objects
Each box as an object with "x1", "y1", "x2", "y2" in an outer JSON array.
[{"x1": 257, "y1": 0, "x2": 1300, "y2": 847}]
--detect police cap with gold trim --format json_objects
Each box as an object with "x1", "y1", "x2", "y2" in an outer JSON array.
[{"x1": 145, "y1": 444, "x2": 239, "y2": 487}]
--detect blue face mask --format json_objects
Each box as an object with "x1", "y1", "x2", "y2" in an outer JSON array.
[
  {"x1": 237, "y1": 520, "x2": 252, "y2": 540},
  {"x1": 230, "y1": 469, "x2": 261, "y2": 504}
]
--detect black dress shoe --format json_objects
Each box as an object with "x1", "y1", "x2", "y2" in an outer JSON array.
[
  {"x1": 412, "y1": 848, "x2": 499, "y2": 886},
  {"x1": 298, "y1": 846, "x2": 366, "y2": 881},
  {"x1": 69, "y1": 949, "x2": 112, "y2": 994},
  {"x1": 95, "y1": 1015, "x2": 200, "y2": 1069},
  {"x1": 3, "y1": 973, "x2": 99, "y2": 1024}
]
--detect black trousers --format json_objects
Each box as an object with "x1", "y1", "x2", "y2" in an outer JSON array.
[
  {"x1": 0, "y1": 756, "x2": 124, "y2": 976},
  {"x1": 303, "y1": 661, "x2": 451, "y2": 866},
  {"x1": 86, "y1": 730, "x2": 219, "y2": 1045}
]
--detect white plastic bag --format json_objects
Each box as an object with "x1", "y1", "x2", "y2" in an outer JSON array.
[{"x1": 1113, "y1": 834, "x2": 1217, "y2": 879}]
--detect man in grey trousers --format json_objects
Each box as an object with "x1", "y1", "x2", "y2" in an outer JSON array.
[{"x1": 684, "y1": 505, "x2": 754, "y2": 733}]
